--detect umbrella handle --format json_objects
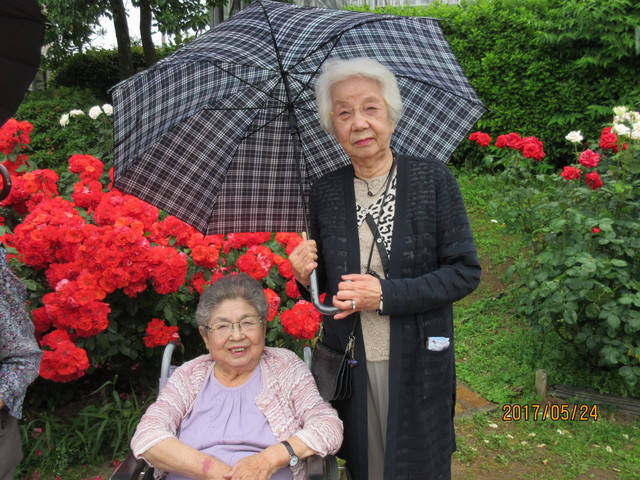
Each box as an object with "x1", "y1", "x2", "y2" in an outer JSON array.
[
  {"x1": 0, "y1": 165, "x2": 11, "y2": 202},
  {"x1": 309, "y1": 269, "x2": 340, "y2": 316}
]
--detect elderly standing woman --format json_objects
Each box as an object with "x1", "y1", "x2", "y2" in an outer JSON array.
[
  {"x1": 131, "y1": 273, "x2": 343, "y2": 480},
  {"x1": 289, "y1": 58, "x2": 481, "y2": 480}
]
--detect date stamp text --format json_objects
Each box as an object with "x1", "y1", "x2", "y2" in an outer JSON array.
[{"x1": 501, "y1": 403, "x2": 599, "y2": 421}]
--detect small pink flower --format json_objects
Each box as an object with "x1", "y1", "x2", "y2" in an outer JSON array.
[{"x1": 591, "y1": 227, "x2": 601, "y2": 234}]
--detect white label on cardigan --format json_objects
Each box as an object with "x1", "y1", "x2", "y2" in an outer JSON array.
[{"x1": 427, "y1": 337, "x2": 450, "y2": 352}]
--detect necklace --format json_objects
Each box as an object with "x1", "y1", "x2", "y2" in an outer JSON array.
[
  {"x1": 358, "y1": 176, "x2": 387, "y2": 197},
  {"x1": 355, "y1": 155, "x2": 395, "y2": 197}
]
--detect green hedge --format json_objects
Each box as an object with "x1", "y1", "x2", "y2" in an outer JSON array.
[
  {"x1": 51, "y1": 45, "x2": 180, "y2": 102},
  {"x1": 350, "y1": 0, "x2": 640, "y2": 167}
]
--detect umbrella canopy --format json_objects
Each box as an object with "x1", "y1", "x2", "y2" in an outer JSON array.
[
  {"x1": 0, "y1": 0, "x2": 46, "y2": 126},
  {"x1": 112, "y1": 0, "x2": 486, "y2": 236}
]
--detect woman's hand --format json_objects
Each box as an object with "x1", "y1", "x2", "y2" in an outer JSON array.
[
  {"x1": 223, "y1": 451, "x2": 278, "y2": 480},
  {"x1": 333, "y1": 273, "x2": 382, "y2": 320},
  {"x1": 288, "y1": 232, "x2": 318, "y2": 287}
]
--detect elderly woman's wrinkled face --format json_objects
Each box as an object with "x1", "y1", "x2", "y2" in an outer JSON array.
[
  {"x1": 200, "y1": 298, "x2": 266, "y2": 375},
  {"x1": 330, "y1": 76, "x2": 395, "y2": 166}
]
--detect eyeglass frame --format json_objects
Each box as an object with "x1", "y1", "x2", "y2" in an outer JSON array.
[
  {"x1": 200, "y1": 316, "x2": 265, "y2": 336},
  {"x1": 329, "y1": 102, "x2": 387, "y2": 122}
]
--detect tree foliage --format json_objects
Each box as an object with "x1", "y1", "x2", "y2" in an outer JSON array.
[{"x1": 41, "y1": 0, "x2": 223, "y2": 78}]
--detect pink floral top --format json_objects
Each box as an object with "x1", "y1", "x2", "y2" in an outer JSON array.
[{"x1": 131, "y1": 347, "x2": 343, "y2": 480}]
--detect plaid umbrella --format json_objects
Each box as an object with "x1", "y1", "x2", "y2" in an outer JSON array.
[{"x1": 112, "y1": 0, "x2": 485, "y2": 236}]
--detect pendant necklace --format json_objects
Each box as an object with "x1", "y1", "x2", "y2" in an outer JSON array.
[
  {"x1": 356, "y1": 155, "x2": 395, "y2": 197},
  {"x1": 359, "y1": 177, "x2": 386, "y2": 197}
]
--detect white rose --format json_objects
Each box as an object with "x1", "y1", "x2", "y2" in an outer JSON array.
[
  {"x1": 631, "y1": 123, "x2": 640, "y2": 140},
  {"x1": 69, "y1": 109, "x2": 84, "y2": 117},
  {"x1": 613, "y1": 106, "x2": 627, "y2": 117},
  {"x1": 102, "y1": 103, "x2": 113, "y2": 116},
  {"x1": 88, "y1": 105, "x2": 103, "y2": 120},
  {"x1": 613, "y1": 123, "x2": 630, "y2": 137},
  {"x1": 59, "y1": 113, "x2": 70, "y2": 127},
  {"x1": 565, "y1": 131, "x2": 583, "y2": 143}
]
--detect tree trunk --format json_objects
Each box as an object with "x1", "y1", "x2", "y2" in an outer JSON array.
[
  {"x1": 139, "y1": 0, "x2": 157, "y2": 67},
  {"x1": 109, "y1": 0, "x2": 134, "y2": 80},
  {"x1": 229, "y1": 0, "x2": 243, "y2": 17}
]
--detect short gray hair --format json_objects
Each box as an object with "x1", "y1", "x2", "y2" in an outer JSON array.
[
  {"x1": 315, "y1": 57, "x2": 403, "y2": 136},
  {"x1": 195, "y1": 273, "x2": 268, "y2": 326}
]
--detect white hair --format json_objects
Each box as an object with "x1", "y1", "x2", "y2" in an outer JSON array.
[{"x1": 315, "y1": 57, "x2": 403, "y2": 135}]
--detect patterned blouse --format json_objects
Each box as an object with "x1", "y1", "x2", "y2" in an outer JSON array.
[{"x1": 0, "y1": 246, "x2": 42, "y2": 419}]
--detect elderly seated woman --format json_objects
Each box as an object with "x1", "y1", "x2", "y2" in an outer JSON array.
[{"x1": 131, "y1": 273, "x2": 343, "y2": 480}]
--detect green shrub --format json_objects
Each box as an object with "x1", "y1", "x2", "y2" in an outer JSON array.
[
  {"x1": 14, "y1": 87, "x2": 109, "y2": 171},
  {"x1": 509, "y1": 109, "x2": 640, "y2": 393}
]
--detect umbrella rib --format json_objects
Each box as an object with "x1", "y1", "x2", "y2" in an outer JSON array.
[
  {"x1": 205, "y1": 60, "x2": 286, "y2": 105},
  {"x1": 259, "y1": 1, "x2": 312, "y2": 235}
]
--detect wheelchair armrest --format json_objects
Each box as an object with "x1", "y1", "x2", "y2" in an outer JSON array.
[
  {"x1": 306, "y1": 454, "x2": 340, "y2": 480},
  {"x1": 109, "y1": 452, "x2": 149, "y2": 480}
]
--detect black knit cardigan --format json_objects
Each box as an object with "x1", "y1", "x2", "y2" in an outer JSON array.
[{"x1": 307, "y1": 154, "x2": 481, "y2": 480}]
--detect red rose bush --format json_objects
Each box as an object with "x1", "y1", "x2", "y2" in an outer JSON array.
[
  {"x1": 0, "y1": 121, "x2": 321, "y2": 384},
  {"x1": 469, "y1": 106, "x2": 640, "y2": 388}
]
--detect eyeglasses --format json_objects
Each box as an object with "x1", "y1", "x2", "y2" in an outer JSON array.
[
  {"x1": 202, "y1": 317, "x2": 264, "y2": 336},
  {"x1": 330, "y1": 103, "x2": 386, "y2": 122}
]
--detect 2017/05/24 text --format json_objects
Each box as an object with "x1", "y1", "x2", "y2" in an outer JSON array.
[{"x1": 502, "y1": 403, "x2": 599, "y2": 421}]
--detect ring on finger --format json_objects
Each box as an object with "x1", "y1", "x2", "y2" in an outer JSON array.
[{"x1": 350, "y1": 299, "x2": 356, "y2": 310}]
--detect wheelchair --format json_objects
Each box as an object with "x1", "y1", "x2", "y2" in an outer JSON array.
[{"x1": 109, "y1": 343, "x2": 341, "y2": 480}]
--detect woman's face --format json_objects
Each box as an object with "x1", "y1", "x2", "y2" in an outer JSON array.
[
  {"x1": 330, "y1": 76, "x2": 395, "y2": 166},
  {"x1": 200, "y1": 298, "x2": 266, "y2": 375}
]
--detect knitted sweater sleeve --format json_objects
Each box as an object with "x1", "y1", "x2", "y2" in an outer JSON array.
[
  {"x1": 258, "y1": 348, "x2": 343, "y2": 457},
  {"x1": 130, "y1": 355, "x2": 210, "y2": 459}
]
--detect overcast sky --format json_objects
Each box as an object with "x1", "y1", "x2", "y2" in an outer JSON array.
[{"x1": 91, "y1": 1, "x2": 163, "y2": 48}]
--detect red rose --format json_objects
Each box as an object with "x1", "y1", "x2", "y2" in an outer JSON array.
[
  {"x1": 468, "y1": 131, "x2": 492, "y2": 147},
  {"x1": 285, "y1": 278, "x2": 301, "y2": 299},
  {"x1": 599, "y1": 127, "x2": 619, "y2": 152},
  {"x1": 515, "y1": 136, "x2": 545, "y2": 161},
  {"x1": 585, "y1": 171, "x2": 603, "y2": 190},
  {"x1": 591, "y1": 227, "x2": 601, "y2": 234},
  {"x1": 560, "y1": 166, "x2": 581, "y2": 181},
  {"x1": 279, "y1": 300, "x2": 321, "y2": 340},
  {"x1": 578, "y1": 149, "x2": 600, "y2": 169},
  {"x1": 494, "y1": 132, "x2": 522, "y2": 149},
  {"x1": 143, "y1": 318, "x2": 179, "y2": 348},
  {"x1": 264, "y1": 288, "x2": 281, "y2": 322}
]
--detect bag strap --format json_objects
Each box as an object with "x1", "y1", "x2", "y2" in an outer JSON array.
[
  {"x1": 364, "y1": 158, "x2": 395, "y2": 279},
  {"x1": 364, "y1": 213, "x2": 390, "y2": 276}
]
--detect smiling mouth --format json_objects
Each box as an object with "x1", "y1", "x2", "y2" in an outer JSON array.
[{"x1": 229, "y1": 347, "x2": 248, "y2": 354}]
